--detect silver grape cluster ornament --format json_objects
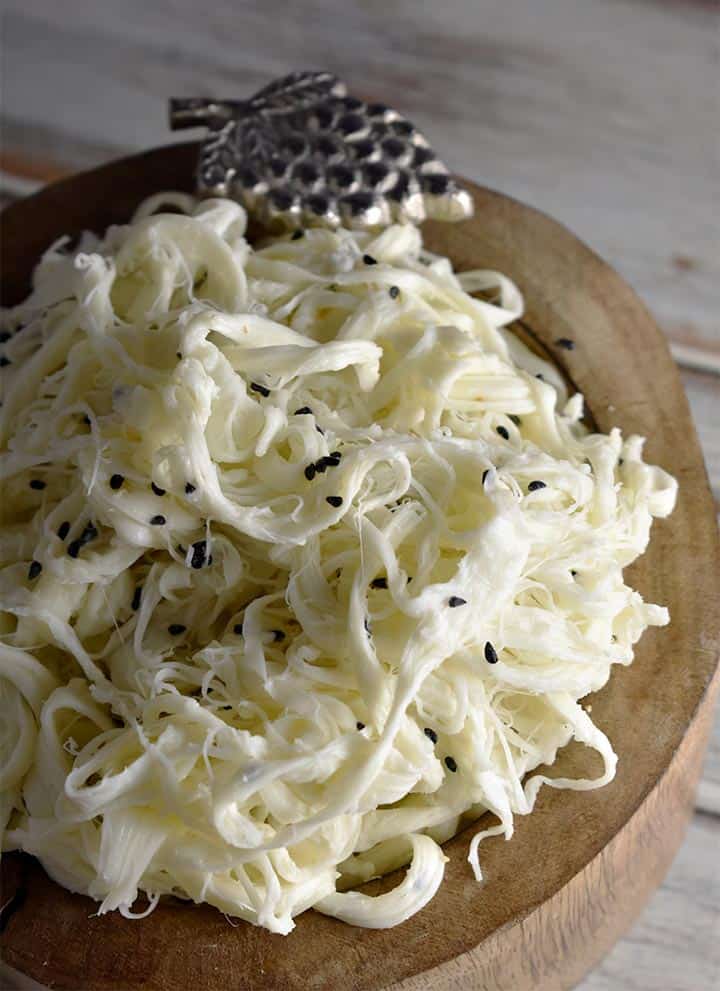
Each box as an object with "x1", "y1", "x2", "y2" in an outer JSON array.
[{"x1": 170, "y1": 71, "x2": 473, "y2": 230}]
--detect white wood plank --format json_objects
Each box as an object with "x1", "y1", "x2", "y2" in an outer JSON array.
[
  {"x1": 2, "y1": 0, "x2": 718, "y2": 355},
  {"x1": 697, "y1": 700, "x2": 720, "y2": 817},
  {"x1": 0, "y1": 171, "x2": 41, "y2": 198},
  {"x1": 671, "y1": 344, "x2": 720, "y2": 378},
  {"x1": 578, "y1": 811, "x2": 720, "y2": 991},
  {"x1": 684, "y1": 371, "x2": 720, "y2": 817},
  {"x1": 0, "y1": 963, "x2": 43, "y2": 990},
  {"x1": 681, "y1": 369, "x2": 720, "y2": 500}
]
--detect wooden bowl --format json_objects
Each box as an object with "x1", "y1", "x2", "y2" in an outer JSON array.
[{"x1": 1, "y1": 145, "x2": 718, "y2": 991}]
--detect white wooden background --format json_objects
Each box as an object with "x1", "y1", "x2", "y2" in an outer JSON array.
[{"x1": 0, "y1": 1, "x2": 718, "y2": 988}]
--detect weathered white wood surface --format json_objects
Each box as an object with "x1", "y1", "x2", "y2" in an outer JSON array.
[{"x1": 0, "y1": 2, "x2": 717, "y2": 989}]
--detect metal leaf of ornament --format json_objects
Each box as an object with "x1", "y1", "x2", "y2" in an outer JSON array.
[
  {"x1": 169, "y1": 70, "x2": 474, "y2": 231},
  {"x1": 247, "y1": 70, "x2": 346, "y2": 114}
]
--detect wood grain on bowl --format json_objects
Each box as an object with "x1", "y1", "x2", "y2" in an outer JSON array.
[{"x1": 1, "y1": 147, "x2": 718, "y2": 991}]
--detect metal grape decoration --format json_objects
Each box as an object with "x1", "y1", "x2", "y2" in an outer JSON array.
[{"x1": 170, "y1": 71, "x2": 473, "y2": 230}]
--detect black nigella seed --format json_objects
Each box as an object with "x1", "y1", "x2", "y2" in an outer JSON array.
[
  {"x1": 324, "y1": 455, "x2": 341, "y2": 468},
  {"x1": 329, "y1": 450, "x2": 341, "y2": 460},
  {"x1": 131, "y1": 586, "x2": 142, "y2": 611},
  {"x1": 291, "y1": 230, "x2": 304, "y2": 240},
  {"x1": 444, "y1": 756, "x2": 458, "y2": 773},
  {"x1": 151, "y1": 482, "x2": 166, "y2": 497},
  {"x1": 250, "y1": 382, "x2": 270, "y2": 397},
  {"x1": 150, "y1": 515, "x2": 166, "y2": 526},
  {"x1": 496, "y1": 426, "x2": 509, "y2": 440},
  {"x1": 326, "y1": 495, "x2": 343, "y2": 508},
  {"x1": 29, "y1": 479, "x2": 46, "y2": 490},
  {"x1": 185, "y1": 482, "x2": 196, "y2": 494},
  {"x1": 356, "y1": 721, "x2": 366, "y2": 731},
  {"x1": 234, "y1": 623, "x2": 243, "y2": 636},
  {"x1": 315, "y1": 459, "x2": 329, "y2": 474},
  {"x1": 294, "y1": 407, "x2": 312, "y2": 416},
  {"x1": 304, "y1": 464, "x2": 316, "y2": 481},
  {"x1": 363, "y1": 254, "x2": 378, "y2": 266},
  {"x1": 66, "y1": 524, "x2": 98, "y2": 559},
  {"x1": 79, "y1": 523, "x2": 98, "y2": 546},
  {"x1": 556, "y1": 337, "x2": 575, "y2": 350},
  {"x1": 272, "y1": 629, "x2": 286, "y2": 642},
  {"x1": 190, "y1": 540, "x2": 208, "y2": 570},
  {"x1": 484, "y1": 641, "x2": 498, "y2": 664},
  {"x1": 424, "y1": 727, "x2": 438, "y2": 744},
  {"x1": 370, "y1": 577, "x2": 388, "y2": 590},
  {"x1": 448, "y1": 596, "x2": 467, "y2": 608},
  {"x1": 389, "y1": 285, "x2": 400, "y2": 299},
  {"x1": 168, "y1": 624, "x2": 186, "y2": 636},
  {"x1": 57, "y1": 521, "x2": 71, "y2": 541},
  {"x1": 0, "y1": 356, "x2": 10, "y2": 367},
  {"x1": 528, "y1": 480, "x2": 546, "y2": 492},
  {"x1": 109, "y1": 474, "x2": 124, "y2": 490},
  {"x1": 28, "y1": 560, "x2": 42, "y2": 580}
]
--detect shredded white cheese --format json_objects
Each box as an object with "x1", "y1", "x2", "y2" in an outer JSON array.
[{"x1": 0, "y1": 193, "x2": 677, "y2": 933}]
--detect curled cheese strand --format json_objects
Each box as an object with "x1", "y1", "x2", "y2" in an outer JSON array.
[{"x1": 315, "y1": 833, "x2": 447, "y2": 928}]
